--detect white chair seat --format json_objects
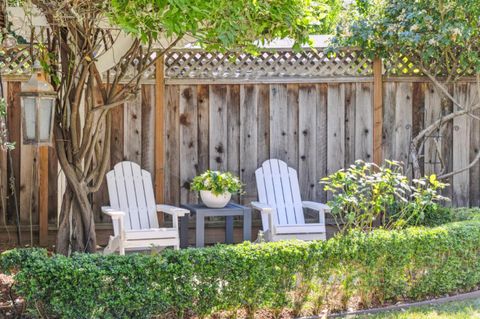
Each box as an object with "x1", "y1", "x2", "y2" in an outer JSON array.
[
  {"x1": 125, "y1": 228, "x2": 178, "y2": 240},
  {"x1": 253, "y1": 159, "x2": 329, "y2": 242},
  {"x1": 275, "y1": 223, "x2": 326, "y2": 234}
]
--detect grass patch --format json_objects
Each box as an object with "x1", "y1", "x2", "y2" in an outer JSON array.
[{"x1": 354, "y1": 298, "x2": 480, "y2": 318}]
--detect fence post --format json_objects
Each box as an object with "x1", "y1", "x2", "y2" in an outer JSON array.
[
  {"x1": 155, "y1": 57, "x2": 165, "y2": 223},
  {"x1": 373, "y1": 57, "x2": 383, "y2": 164}
]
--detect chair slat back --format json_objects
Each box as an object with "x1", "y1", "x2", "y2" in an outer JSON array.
[
  {"x1": 255, "y1": 159, "x2": 305, "y2": 227},
  {"x1": 106, "y1": 161, "x2": 159, "y2": 232}
]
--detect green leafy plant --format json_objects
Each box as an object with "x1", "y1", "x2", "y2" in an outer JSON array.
[
  {"x1": 190, "y1": 170, "x2": 244, "y2": 195},
  {"x1": 3, "y1": 215, "x2": 480, "y2": 318},
  {"x1": 321, "y1": 160, "x2": 448, "y2": 232}
]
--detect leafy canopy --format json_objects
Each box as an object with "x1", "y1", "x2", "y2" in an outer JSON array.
[
  {"x1": 109, "y1": 0, "x2": 341, "y2": 52},
  {"x1": 332, "y1": 0, "x2": 480, "y2": 78}
]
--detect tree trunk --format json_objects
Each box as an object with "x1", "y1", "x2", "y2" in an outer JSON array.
[{"x1": 56, "y1": 183, "x2": 97, "y2": 255}]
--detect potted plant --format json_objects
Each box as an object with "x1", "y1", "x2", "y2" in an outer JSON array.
[{"x1": 191, "y1": 170, "x2": 244, "y2": 208}]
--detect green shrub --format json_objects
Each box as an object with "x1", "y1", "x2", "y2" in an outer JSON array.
[
  {"x1": 3, "y1": 219, "x2": 480, "y2": 318},
  {"x1": 321, "y1": 160, "x2": 448, "y2": 232}
]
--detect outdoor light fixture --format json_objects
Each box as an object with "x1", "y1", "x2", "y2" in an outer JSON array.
[{"x1": 20, "y1": 61, "x2": 56, "y2": 145}]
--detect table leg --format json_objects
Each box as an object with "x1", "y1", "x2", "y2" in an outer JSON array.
[
  {"x1": 180, "y1": 215, "x2": 190, "y2": 248},
  {"x1": 196, "y1": 213, "x2": 205, "y2": 248},
  {"x1": 226, "y1": 216, "x2": 234, "y2": 244},
  {"x1": 243, "y1": 208, "x2": 252, "y2": 241}
]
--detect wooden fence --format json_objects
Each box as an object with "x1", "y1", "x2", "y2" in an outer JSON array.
[{"x1": 0, "y1": 49, "x2": 479, "y2": 247}]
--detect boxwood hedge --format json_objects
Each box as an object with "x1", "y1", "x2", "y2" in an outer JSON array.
[{"x1": 2, "y1": 218, "x2": 480, "y2": 318}]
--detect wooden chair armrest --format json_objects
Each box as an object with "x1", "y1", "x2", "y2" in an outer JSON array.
[
  {"x1": 101, "y1": 207, "x2": 125, "y2": 219},
  {"x1": 302, "y1": 201, "x2": 329, "y2": 225},
  {"x1": 156, "y1": 204, "x2": 190, "y2": 217},
  {"x1": 251, "y1": 201, "x2": 273, "y2": 213}
]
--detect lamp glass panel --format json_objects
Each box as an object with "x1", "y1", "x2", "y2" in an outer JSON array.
[
  {"x1": 39, "y1": 98, "x2": 54, "y2": 142},
  {"x1": 23, "y1": 97, "x2": 37, "y2": 140}
]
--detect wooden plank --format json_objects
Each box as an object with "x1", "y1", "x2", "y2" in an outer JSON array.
[
  {"x1": 240, "y1": 85, "x2": 258, "y2": 205},
  {"x1": 141, "y1": 84, "x2": 156, "y2": 174},
  {"x1": 382, "y1": 82, "x2": 396, "y2": 161},
  {"x1": 452, "y1": 83, "x2": 470, "y2": 206},
  {"x1": 373, "y1": 58, "x2": 383, "y2": 164},
  {"x1": 209, "y1": 85, "x2": 228, "y2": 171},
  {"x1": 393, "y1": 82, "x2": 413, "y2": 171},
  {"x1": 110, "y1": 101, "x2": 124, "y2": 165},
  {"x1": 269, "y1": 84, "x2": 289, "y2": 162},
  {"x1": 0, "y1": 79, "x2": 7, "y2": 226},
  {"x1": 344, "y1": 83, "x2": 356, "y2": 166},
  {"x1": 197, "y1": 85, "x2": 209, "y2": 173},
  {"x1": 424, "y1": 83, "x2": 442, "y2": 174},
  {"x1": 316, "y1": 84, "x2": 328, "y2": 203},
  {"x1": 355, "y1": 82, "x2": 373, "y2": 161},
  {"x1": 124, "y1": 92, "x2": 142, "y2": 164},
  {"x1": 47, "y1": 145, "x2": 58, "y2": 224},
  {"x1": 286, "y1": 84, "x2": 299, "y2": 169},
  {"x1": 7, "y1": 82, "x2": 21, "y2": 228},
  {"x1": 256, "y1": 84, "x2": 270, "y2": 166},
  {"x1": 470, "y1": 84, "x2": 480, "y2": 207},
  {"x1": 38, "y1": 146, "x2": 48, "y2": 246},
  {"x1": 164, "y1": 85, "x2": 180, "y2": 205},
  {"x1": 440, "y1": 85, "x2": 454, "y2": 202},
  {"x1": 227, "y1": 85, "x2": 241, "y2": 176},
  {"x1": 155, "y1": 58, "x2": 165, "y2": 204},
  {"x1": 411, "y1": 82, "x2": 425, "y2": 174},
  {"x1": 298, "y1": 84, "x2": 317, "y2": 201},
  {"x1": 179, "y1": 85, "x2": 198, "y2": 204},
  {"x1": 269, "y1": 84, "x2": 299, "y2": 168},
  {"x1": 326, "y1": 84, "x2": 345, "y2": 175}
]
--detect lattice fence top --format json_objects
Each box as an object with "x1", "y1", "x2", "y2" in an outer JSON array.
[
  {"x1": 0, "y1": 46, "x2": 32, "y2": 77},
  {"x1": 164, "y1": 49, "x2": 374, "y2": 81}
]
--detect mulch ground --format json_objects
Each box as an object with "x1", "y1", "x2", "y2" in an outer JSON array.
[{"x1": 0, "y1": 273, "x2": 25, "y2": 319}]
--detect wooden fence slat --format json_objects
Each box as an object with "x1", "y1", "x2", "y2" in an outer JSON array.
[
  {"x1": 344, "y1": 83, "x2": 356, "y2": 166},
  {"x1": 256, "y1": 85, "x2": 270, "y2": 166},
  {"x1": 298, "y1": 84, "x2": 317, "y2": 201},
  {"x1": 7, "y1": 82, "x2": 21, "y2": 227},
  {"x1": 286, "y1": 84, "x2": 299, "y2": 169},
  {"x1": 452, "y1": 83, "x2": 470, "y2": 207},
  {"x1": 197, "y1": 85, "x2": 210, "y2": 173},
  {"x1": 227, "y1": 85, "x2": 241, "y2": 177},
  {"x1": 327, "y1": 84, "x2": 345, "y2": 176},
  {"x1": 165, "y1": 85, "x2": 180, "y2": 205},
  {"x1": 179, "y1": 85, "x2": 198, "y2": 204},
  {"x1": 411, "y1": 83, "x2": 425, "y2": 175},
  {"x1": 269, "y1": 84, "x2": 289, "y2": 162},
  {"x1": 424, "y1": 83, "x2": 442, "y2": 175},
  {"x1": 354, "y1": 83, "x2": 373, "y2": 161},
  {"x1": 141, "y1": 85, "x2": 156, "y2": 174},
  {"x1": 316, "y1": 84, "x2": 328, "y2": 202},
  {"x1": 393, "y1": 82, "x2": 413, "y2": 170},
  {"x1": 382, "y1": 82, "x2": 397, "y2": 161},
  {"x1": 470, "y1": 85, "x2": 480, "y2": 206},
  {"x1": 240, "y1": 85, "x2": 258, "y2": 204},
  {"x1": 209, "y1": 85, "x2": 228, "y2": 172},
  {"x1": 124, "y1": 93, "x2": 142, "y2": 164}
]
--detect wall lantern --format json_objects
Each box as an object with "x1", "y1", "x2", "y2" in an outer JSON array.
[{"x1": 20, "y1": 61, "x2": 56, "y2": 145}]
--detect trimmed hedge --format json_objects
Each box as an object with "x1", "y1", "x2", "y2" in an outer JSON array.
[{"x1": 3, "y1": 218, "x2": 480, "y2": 318}]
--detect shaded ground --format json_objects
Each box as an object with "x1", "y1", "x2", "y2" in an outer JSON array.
[{"x1": 353, "y1": 298, "x2": 480, "y2": 319}]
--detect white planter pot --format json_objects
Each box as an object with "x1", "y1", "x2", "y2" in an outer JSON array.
[{"x1": 200, "y1": 190, "x2": 231, "y2": 208}]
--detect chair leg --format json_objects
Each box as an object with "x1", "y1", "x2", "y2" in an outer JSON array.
[
  {"x1": 119, "y1": 241, "x2": 125, "y2": 255},
  {"x1": 104, "y1": 235, "x2": 121, "y2": 255}
]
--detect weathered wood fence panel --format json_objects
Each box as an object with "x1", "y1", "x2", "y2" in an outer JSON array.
[{"x1": 1, "y1": 77, "x2": 479, "y2": 246}]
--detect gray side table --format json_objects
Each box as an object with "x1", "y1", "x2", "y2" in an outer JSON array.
[{"x1": 180, "y1": 203, "x2": 252, "y2": 248}]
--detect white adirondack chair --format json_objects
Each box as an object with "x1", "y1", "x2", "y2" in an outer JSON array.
[
  {"x1": 252, "y1": 159, "x2": 330, "y2": 241},
  {"x1": 102, "y1": 161, "x2": 189, "y2": 255}
]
